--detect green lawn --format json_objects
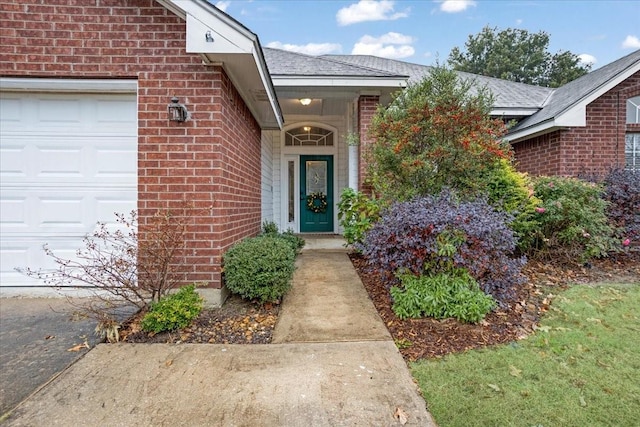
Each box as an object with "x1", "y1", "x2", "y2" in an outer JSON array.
[{"x1": 411, "y1": 283, "x2": 640, "y2": 427}]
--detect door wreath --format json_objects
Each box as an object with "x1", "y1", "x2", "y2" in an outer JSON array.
[{"x1": 306, "y1": 192, "x2": 328, "y2": 213}]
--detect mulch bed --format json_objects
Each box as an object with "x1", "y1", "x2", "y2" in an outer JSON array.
[
  {"x1": 352, "y1": 250, "x2": 640, "y2": 362},
  {"x1": 121, "y1": 295, "x2": 279, "y2": 344},
  {"x1": 118, "y1": 250, "x2": 639, "y2": 363}
]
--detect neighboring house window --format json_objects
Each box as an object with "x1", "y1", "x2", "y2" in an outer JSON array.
[
  {"x1": 285, "y1": 126, "x2": 334, "y2": 146},
  {"x1": 627, "y1": 96, "x2": 640, "y2": 124},
  {"x1": 626, "y1": 96, "x2": 640, "y2": 171},
  {"x1": 626, "y1": 133, "x2": 639, "y2": 171}
]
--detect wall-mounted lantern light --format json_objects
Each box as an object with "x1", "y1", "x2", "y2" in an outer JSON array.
[
  {"x1": 168, "y1": 97, "x2": 188, "y2": 122},
  {"x1": 299, "y1": 98, "x2": 312, "y2": 106},
  {"x1": 205, "y1": 31, "x2": 214, "y2": 43}
]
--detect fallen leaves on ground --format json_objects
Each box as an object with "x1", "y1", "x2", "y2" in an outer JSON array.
[
  {"x1": 120, "y1": 295, "x2": 279, "y2": 344},
  {"x1": 351, "y1": 250, "x2": 639, "y2": 362},
  {"x1": 67, "y1": 341, "x2": 90, "y2": 352},
  {"x1": 115, "y1": 250, "x2": 638, "y2": 361}
]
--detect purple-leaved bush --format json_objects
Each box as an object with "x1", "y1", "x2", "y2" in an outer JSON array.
[
  {"x1": 359, "y1": 191, "x2": 526, "y2": 303},
  {"x1": 602, "y1": 168, "x2": 640, "y2": 242}
]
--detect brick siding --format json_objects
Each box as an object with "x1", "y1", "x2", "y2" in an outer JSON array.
[
  {"x1": 514, "y1": 71, "x2": 640, "y2": 177},
  {"x1": 0, "y1": 0, "x2": 263, "y2": 289}
]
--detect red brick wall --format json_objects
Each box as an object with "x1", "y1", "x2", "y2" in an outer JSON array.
[
  {"x1": 0, "y1": 0, "x2": 263, "y2": 289},
  {"x1": 514, "y1": 71, "x2": 640, "y2": 177},
  {"x1": 358, "y1": 95, "x2": 379, "y2": 192}
]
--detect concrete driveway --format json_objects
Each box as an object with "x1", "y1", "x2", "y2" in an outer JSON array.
[{"x1": 0, "y1": 297, "x2": 98, "y2": 417}]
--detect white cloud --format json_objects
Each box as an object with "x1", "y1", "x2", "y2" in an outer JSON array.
[
  {"x1": 437, "y1": 0, "x2": 476, "y2": 13},
  {"x1": 578, "y1": 54, "x2": 597, "y2": 66},
  {"x1": 215, "y1": 1, "x2": 231, "y2": 12},
  {"x1": 351, "y1": 32, "x2": 415, "y2": 59},
  {"x1": 266, "y1": 41, "x2": 342, "y2": 56},
  {"x1": 337, "y1": 0, "x2": 409, "y2": 26},
  {"x1": 622, "y1": 35, "x2": 640, "y2": 49}
]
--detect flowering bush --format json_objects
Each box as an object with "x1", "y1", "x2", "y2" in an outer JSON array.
[
  {"x1": 531, "y1": 176, "x2": 618, "y2": 261},
  {"x1": 359, "y1": 191, "x2": 526, "y2": 303},
  {"x1": 367, "y1": 66, "x2": 511, "y2": 202}
]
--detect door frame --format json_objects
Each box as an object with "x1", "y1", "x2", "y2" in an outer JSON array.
[
  {"x1": 280, "y1": 122, "x2": 338, "y2": 234},
  {"x1": 300, "y1": 155, "x2": 334, "y2": 233}
]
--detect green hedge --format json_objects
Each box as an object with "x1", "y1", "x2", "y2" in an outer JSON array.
[{"x1": 223, "y1": 235, "x2": 296, "y2": 304}]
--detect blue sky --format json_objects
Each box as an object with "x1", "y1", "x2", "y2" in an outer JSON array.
[{"x1": 213, "y1": 0, "x2": 640, "y2": 70}]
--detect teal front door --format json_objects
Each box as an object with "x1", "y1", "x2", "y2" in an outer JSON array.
[{"x1": 300, "y1": 155, "x2": 333, "y2": 233}]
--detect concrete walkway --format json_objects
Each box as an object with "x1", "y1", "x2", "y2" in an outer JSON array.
[{"x1": 2, "y1": 239, "x2": 436, "y2": 426}]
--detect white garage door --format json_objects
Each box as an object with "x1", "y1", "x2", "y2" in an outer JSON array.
[{"x1": 0, "y1": 86, "x2": 137, "y2": 294}]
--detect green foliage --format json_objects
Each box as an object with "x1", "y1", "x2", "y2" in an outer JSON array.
[
  {"x1": 479, "y1": 159, "x2": 541, "y2": 252},
  {"x1": 141, "y1": 285, "x2": 203, "y2": 333},
  {"x1": 368, "y1": 65, "x2": 511, "y2": 202},
  {"x1": 448, "y1": 26, "x2": 590, "y2": 87},
  {"x1": 531, "y1": 176, "x2": 618, "y2": 262},
  {"x1": 223, "y1": 235, "x2": 296, "y2": 303},
  {"x1": 361, "y1": 192, "x2": 525, "y2": 303},
  {"x1": 411, "y1": 284, "x2": 640, "y2": 426},
  {"x1": 261, "y1": 220, "x2": 279, "y2": 235},
  {"x1": 261, "y1": 221, "x2": 305, "y2": 253},
  {"x1": 391, "y1": 269, "x2": 496, "y2": 323},
  {"x1": 337, "y1": 188, "x2": 384, "y2": 246}
]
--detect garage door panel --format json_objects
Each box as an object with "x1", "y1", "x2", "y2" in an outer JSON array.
[
  {"x1": 38, "y1": 98, "x2": 82, "y2": 125},
  {"x1": 1, "y1": 136, "x2": 136, "y2": 184},
  {"x1": 0, "y1": 93, "x2": 137, "y2": 133},
  {"x1": 39, "y1": 197, "x2": 85, "y2": 228},
  {"x1": 0, "y1": 197, "x2": 28, "y2": 227},
  {"x1": 0, "y1": 145, "x2": 26, "y2": 177},
  {"x1": 1, "y1": 89, "x2": 137, "y2": 290},
  {"x1": 1, "y1": 188, "x2": 136, "y2": 233},
  {"x1": 1, "y1": 238, "x2": 88, "y2": 288},
  {"x1": 95, "y1": 147, "x2": 137, "y2": 177},
  {"x1": 0, "y1": 97, "x2": 22, "y2": 123},
  {"x1": 37, "y1": 146, "x2": 84, "y2": 178}
]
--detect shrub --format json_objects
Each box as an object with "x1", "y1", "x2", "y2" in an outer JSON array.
[
  {"x1": 391, "y1": 269, "x2": 496, "y2": 323},
  {"x1": 360, "y1": 191, "x2": 526, "y2": 303},
  {"x1": 479, "y1": 159, "x2": 541, "y2": 252},
  {"x1": 337, "y1": 188, "x2": 384, "y2": 246},
  {"x1": 223, "y1": 235, "x2": 296, "y2": 303},
  {"x1": 141, "y1": 285, "x2": 203, "y2": 333},
  {"x1": 531, "y1": 176, "x2": 618, "y2": 261},
  {"x1": 601, "y1": 168, "x2": 640, "y2": 243},
  {"x1": 367, "y1": 66, "x2": 511, "y2": 202},
  {"x1": 261, "y1": 220, "x2": 280, "y2": 235},
  {"x1": 261, "y1": 221, "x2": 305, "y2": 253},
  {"x1": 18, "y1": 204, "x2": 205, "y2": 331}
]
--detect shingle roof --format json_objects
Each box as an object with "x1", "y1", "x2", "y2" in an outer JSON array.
[
  {"x1": 323, "y1": 55, "x2": 553, "y2": 110},
  {"x1": 263, "y1": 48, "x2": 406, "y2": 78},
  {"x1": 511, "y1": 49, "x2": 640, "y2": 132},
  {"x1": 263, "y1": 47, "x2": 640, "y2": 133}
]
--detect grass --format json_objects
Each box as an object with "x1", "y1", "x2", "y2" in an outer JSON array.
[{"x1": 411, "y1": 283, "x2": 640, "y2": 427}]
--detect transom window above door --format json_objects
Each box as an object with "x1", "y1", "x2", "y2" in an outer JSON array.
[{"x1": 285, "y1": 126, "x2": 334, "y2": 146}]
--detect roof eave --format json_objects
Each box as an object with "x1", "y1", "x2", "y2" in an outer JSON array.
[
  {"x1": 156, "y1": 0, "x2": 283, "y2": 129},
  {"x1": 271, "y1": 76, "x2": 408, "y2": 88}
]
